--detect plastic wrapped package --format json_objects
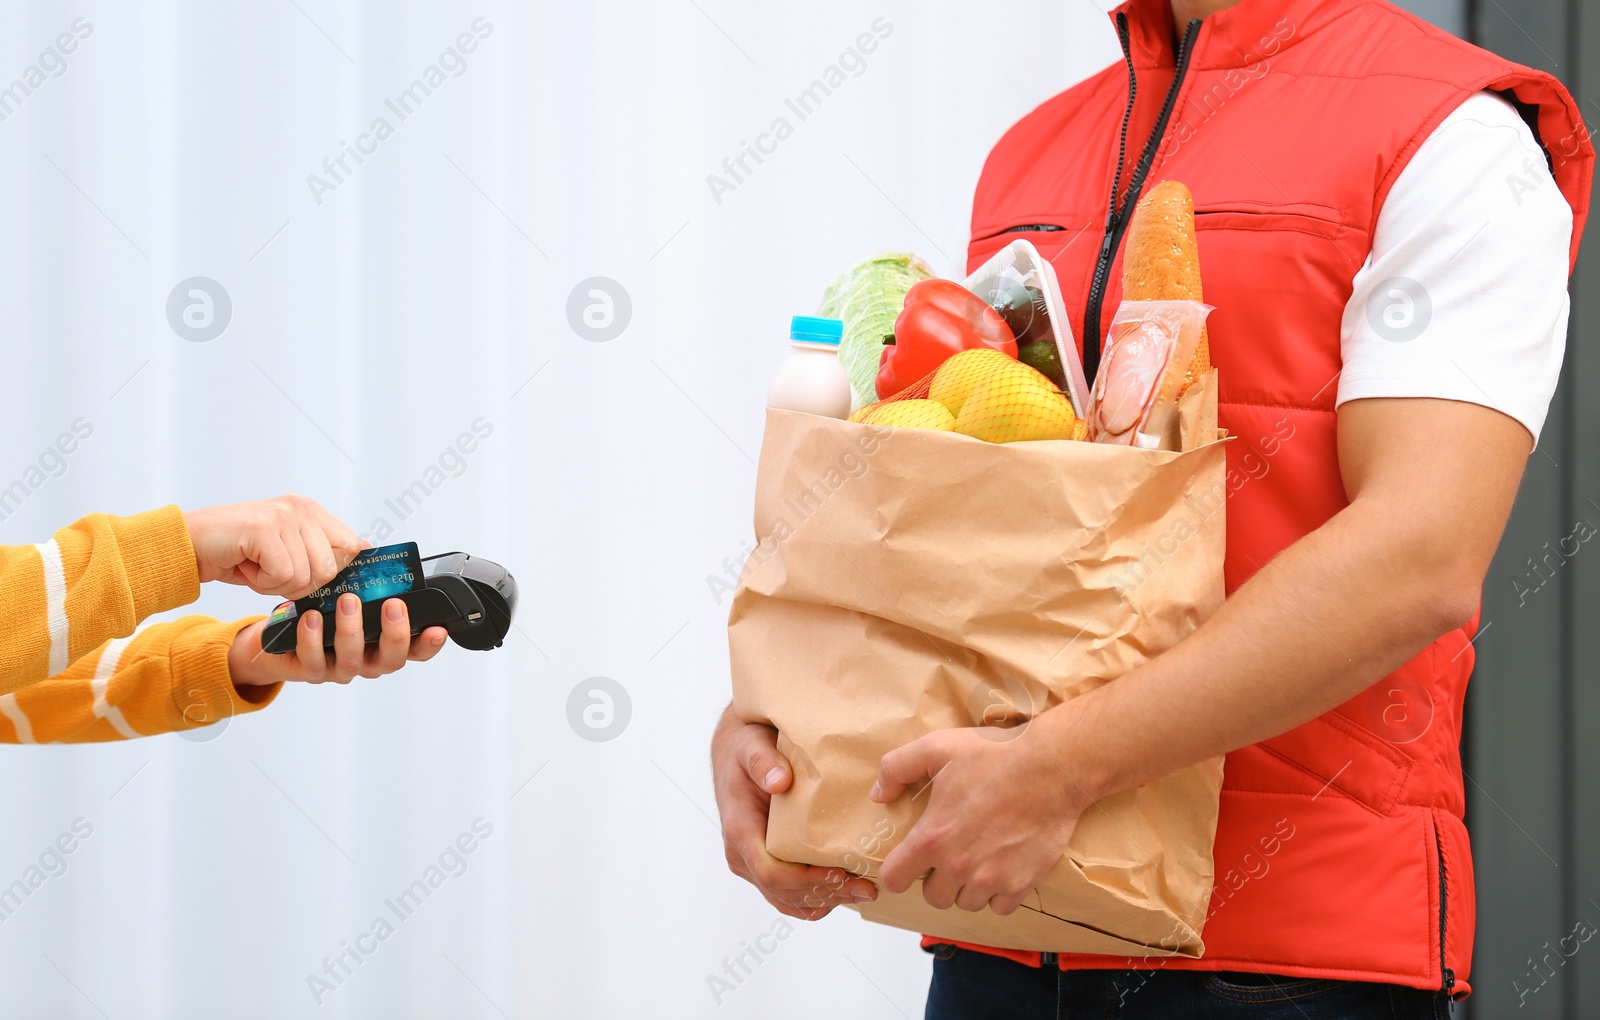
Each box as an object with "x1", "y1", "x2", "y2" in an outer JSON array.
[
  {"x1": 1088, "y1": 300, "x2": 1214, "y2": 448},
  {"x1": 963, "y1": 239, "x2": 1091, "y2": 416}
]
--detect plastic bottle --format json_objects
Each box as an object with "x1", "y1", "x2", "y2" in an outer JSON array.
[{"x1": 767, "y1": 316, "x2": 852, "y2": 418}]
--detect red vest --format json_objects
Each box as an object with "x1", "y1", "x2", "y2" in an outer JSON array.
[{"x1": 941, "y1": 0, "x2": 1592, "y2": 997}]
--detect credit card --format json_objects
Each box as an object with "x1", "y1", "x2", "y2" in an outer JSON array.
[{"x1": 294, "y1": 541, "x2": 421, "y2": 616}]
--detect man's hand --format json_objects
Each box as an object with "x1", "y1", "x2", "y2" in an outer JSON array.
[
  {"x1": 871, "y1": 721, "x2": 1088, "y2": 915},
  {"x1": 184, "y1": 495, "x2": 364, "y2": 600},
  {"x1": 228, "y1": 593, "x2": 448, "y2": 687},
  {"x1": 711, "y1": 705, "x2": 878, "y2": 919}
]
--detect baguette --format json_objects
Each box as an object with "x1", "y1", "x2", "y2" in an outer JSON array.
[{"x1": 1122, "y1": 180, "x2": 1210, "y2": 394}]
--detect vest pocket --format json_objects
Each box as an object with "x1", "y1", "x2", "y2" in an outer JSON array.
[
  {"x1": 1193, "y1": 201, "x2": 1345, "y2": 225},
  {"x1": 967, "y1": 220, "x2": 1087, "y2": 270},
  {"x1": 1257, "y1": 709, "x2": 1415, "y2": 815},
  {"x1": 973, "y1": 220, "x2": 1075, "y2": 240},
  {"x1": 1192, "y1": 206, "x2": 1359, "y2": 254}
]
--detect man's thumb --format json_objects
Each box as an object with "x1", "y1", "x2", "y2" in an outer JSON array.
[
  {"x1": 744, "y1": 738, "x2": 793, "y2": 794},
  {"x1": 871, "y1": 735, "x2": 946, "y2": 803}
]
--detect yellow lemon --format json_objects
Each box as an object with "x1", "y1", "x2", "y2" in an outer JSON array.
[
  {"x1": 928, "y1": 349, "x2": 1024, "y2": 414},
  {"x1": 953, "y1": 377, "x2": 1079, "y2": 443},
  {"x1": 864, "y1": 399, "x2": 957, "y2": 431},
  {"x1": 847, "y1": 403, "x2": 877, "y2": 423}
]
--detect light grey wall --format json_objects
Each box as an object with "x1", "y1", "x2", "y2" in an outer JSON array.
[
  {"x1": 1392, "y1": 0, "x2": 1468, "y2": 36},
  {"x1": 1451, "y1": 1, "x2": 1599, "y2": 1019}
]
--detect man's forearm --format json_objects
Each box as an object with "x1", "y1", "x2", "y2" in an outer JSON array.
[{"x1": 1042, "y1": 492, "x2": 1481, "y2": 803}]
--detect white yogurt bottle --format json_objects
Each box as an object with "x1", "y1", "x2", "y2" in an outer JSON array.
[{"x1": 767, "y1": 316, "x2": 851, "y2": 418}]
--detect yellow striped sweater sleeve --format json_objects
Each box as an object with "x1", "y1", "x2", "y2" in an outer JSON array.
[
  {"x1": 0, "y1": 505, "x2": 199, "y2": 693},
  {"x1": 0, "y1": 504, "x2": 283, "y2": 741},
  {"x1": 0, "y1": 616, "x2": 280, "y2": 743}
]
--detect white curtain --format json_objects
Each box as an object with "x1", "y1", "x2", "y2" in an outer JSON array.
[{"x1": 0, "y1": 2, "x2": 1118, "y2": 1015}]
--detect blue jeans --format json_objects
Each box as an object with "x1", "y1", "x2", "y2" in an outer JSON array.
[{"x1": 925, "y1": 946, "x2": 1450, "y2": 1019}]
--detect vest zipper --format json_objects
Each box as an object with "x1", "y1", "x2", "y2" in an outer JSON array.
[
  {"x1": 1003, "y1": 224, "x2": 1066, "y2": 232},
  {"x1": 1082, "y1": 14, "x2": 1203, "y2": 383},
  {"x1": 1436, "y1": 830, "x2": 1456, "y2": 1014}
]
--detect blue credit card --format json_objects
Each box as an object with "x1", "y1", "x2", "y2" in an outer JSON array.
[{"x1": 294, "y1": 541, "x2": 421, "y2": 615}]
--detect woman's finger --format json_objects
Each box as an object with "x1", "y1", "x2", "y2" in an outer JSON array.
[
  {"x1": 330, "y1": 594, "x2": 365, "y2": 683},
  {"x1": 366, "y1": 599, "x2": 411, "y2": 676},
  {"x1": 244, "y1": 532, "x2": 294, "y2": 594},
  {"x1": 407, "y1": 627, "x2": 449, "y2": 661},
  {"x1": 307, "y1": 500, "x2": 364, "y2": 568},
  {"x1": 296, "y1": 609, "x2": 328, "y2": 683},
  {"x1": 300, "y1": 520, "x2": 339, "y2": 594},
  {"x1": 279, "y1": 528, "x2": 313, "y2": 599}
]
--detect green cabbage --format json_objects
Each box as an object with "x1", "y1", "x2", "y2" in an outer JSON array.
[{"x1": 818, "y1": 253, "x2": 935, "y2": 410}]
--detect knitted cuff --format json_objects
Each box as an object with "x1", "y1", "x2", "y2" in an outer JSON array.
[{"x1": 109, "y1": 505, "x2": 201, "y2": 621}]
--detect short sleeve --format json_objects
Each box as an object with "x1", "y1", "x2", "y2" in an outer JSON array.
[{"x1": 1338, "y1": 91, "x2": 1574, "y2": 444}]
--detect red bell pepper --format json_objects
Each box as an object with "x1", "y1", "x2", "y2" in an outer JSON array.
[{"x1": 876, "y1": 279, "x2": 1017, "y2": 398}]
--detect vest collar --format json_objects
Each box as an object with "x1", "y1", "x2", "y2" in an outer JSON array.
[{"x1": 1110, "y1": 0, "x2": 1334, "y2": 71}]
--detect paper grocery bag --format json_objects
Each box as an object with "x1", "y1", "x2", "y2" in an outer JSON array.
[{"x1": 728, "y1": 372, "x2": 1227, "y2": 958}]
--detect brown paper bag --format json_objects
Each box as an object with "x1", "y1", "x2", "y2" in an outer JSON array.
[{"x1": 728, "y1": 372, "x2": 1227, "y2": 958}]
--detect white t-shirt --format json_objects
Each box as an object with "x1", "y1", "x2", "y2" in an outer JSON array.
[{"x1": 1338, "y1": 91, "x2": 1574, "y2": 443}]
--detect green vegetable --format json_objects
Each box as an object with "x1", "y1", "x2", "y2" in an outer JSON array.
[
  {"x1": 1017, "y1": 341, "x2": 1067, "y2": 390},
  {"x1": 818, "y1": 253, "x2": 936, "y2": 409}
]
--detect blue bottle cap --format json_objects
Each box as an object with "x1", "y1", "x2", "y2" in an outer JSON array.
[{"x1": 791, "y1": 316, "x2": 843, "y2": 345}]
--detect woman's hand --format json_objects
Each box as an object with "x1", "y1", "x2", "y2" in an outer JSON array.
[
  {"x1": 228, "y1": 593, "x2": 449, "y2": 687},
  {"x1": 184, "y1": 495, "x2": 365, "y2": 600}
]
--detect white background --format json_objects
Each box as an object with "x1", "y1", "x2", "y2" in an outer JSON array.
[{"x1": 0, "y1": 2, "x2": 1122, "y2": 1016}]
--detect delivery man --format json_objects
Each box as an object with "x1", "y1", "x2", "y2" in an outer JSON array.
[
  {"x1": 711, "y1": 0, "x2": 1592, "y2": 1015},
  {"x1": 0, "y1": 496, "x2": 446, "y2": 741}
]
